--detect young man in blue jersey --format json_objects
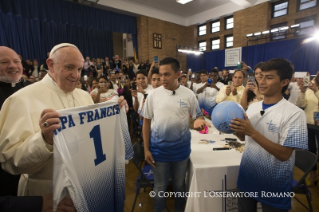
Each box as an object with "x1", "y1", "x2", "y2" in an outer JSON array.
[
  {"x1": 229, "y1": 58, "x2": 308, "y2": 212},
  {"x1": 143, "y1": 57, "x2": 210, "y2": 212}
]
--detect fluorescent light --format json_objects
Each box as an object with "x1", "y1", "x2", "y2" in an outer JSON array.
[
  {"x1": 271, "y1": 28, "x2": 278, "y2": 33},
  {"x1": 280, "y1": 26, "x2": 289, "y2": 31},
  {"x1": 246, "y1": 33, "x2": 253, "y2": 37},
  {"x1": 291, "y1": 24, "x2": 300, "y2": 28},
  {"x1": 177, "y1": 0, "x2": 193, "y2": 4},
  {"x1": 262, "y1": 30, "x2": 270, "y2": 34},
  {"x1": 254, "y1": 32, "x2": 261, "y2": 36}
]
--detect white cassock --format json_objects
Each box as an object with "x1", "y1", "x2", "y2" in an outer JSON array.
[{"x1": 0, "y1": 74, "x2": 94, "y2": 196}]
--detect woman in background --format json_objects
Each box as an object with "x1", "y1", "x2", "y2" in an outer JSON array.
[{"x1": 240, "y1": 62, "x2": 264, "y2": 110}]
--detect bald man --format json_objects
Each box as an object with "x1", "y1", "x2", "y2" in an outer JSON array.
[
  {"x1": 0, "y1": 43, "x2": 126, "y2": 196},
  {"x1": 0, "y1": 46, "x2": 31, "y2": 196}
]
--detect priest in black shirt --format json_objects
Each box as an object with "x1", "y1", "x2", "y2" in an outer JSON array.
[{"x1": 0, "y1": 46, "x2": 30, "y2": 196}]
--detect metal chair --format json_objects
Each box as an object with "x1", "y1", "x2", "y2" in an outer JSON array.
[{"x1": 292, "y1": 149, "x2": 318, "y2": 212}]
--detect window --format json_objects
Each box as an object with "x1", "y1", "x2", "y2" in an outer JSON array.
[
  {"x1": 295, "y1": 16, "x2": 317, "y2": 36},
  {"x1": 272, "y1": 1, "x2": 288, "y2": 18},
  {"x1": 225, "y1": 35, "x2": 233, "y2": 48},
  {"x1": 211, "y1": 38, "x2": 220, "y2": 50},
  {"x1": 211, "y1": 20, "x2": 220, "y2": 33},
  {"x1": 225, "y1": 16, "x2": 233, "y2": 29},
  {"x1": 198, "y1": 24, "x2": 206, "y2": 36},
  {"x1": 270, "y1": 22, "x2": 288, "y2": 40},
  {"x1": 298, "y1": 0, "x2": 317, "y2": 11},
  {"x1": 198, "y1": 41, "x2": 206, "y2": 51}
]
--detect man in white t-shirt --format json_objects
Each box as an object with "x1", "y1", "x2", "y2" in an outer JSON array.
[
  {"x1": 229, "y1": 58, "x2": 308, "y2": 212},
  {"x1": 196, "y1": 69, "x2": 224, "y2": 115},
  {"x1": 190, "y1": 72, "x2": 201, "y2": 93},
  {"x1": 143, "y1": 57, "x2": 210, "y2": 212}
]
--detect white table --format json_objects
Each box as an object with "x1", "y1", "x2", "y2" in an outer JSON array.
[{"x1": 185, "y1": 119, "x2": 243, "y2": 212}]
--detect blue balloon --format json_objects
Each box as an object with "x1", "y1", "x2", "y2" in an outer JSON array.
[{"x1": 211, "y1": 101, "x2": 245, "y2": 134}]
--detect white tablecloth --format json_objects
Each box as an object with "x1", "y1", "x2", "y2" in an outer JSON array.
[{"x1": 185, "y1": 119, "x2": 243, "y2": 212}]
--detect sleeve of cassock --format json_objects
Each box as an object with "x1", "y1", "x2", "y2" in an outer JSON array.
[{"x1": 0, "y1": 96, "x2": 53, "y2": 175}]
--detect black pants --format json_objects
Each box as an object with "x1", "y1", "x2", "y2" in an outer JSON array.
[
  {"x1": 237, "y1": 187, "x2": 288, "y2": 212},
  {"x1": 307, "y1": 128, "x2": 319, "y2": 171}
]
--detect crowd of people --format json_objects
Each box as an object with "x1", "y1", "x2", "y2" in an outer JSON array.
[{"x1": 0, "y1": 43, "x2": 317, "y2": 212}]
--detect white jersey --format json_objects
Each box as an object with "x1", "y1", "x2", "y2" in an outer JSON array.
[{"x1": 53, "y1": 96, "x2": 133, "y2": 212}]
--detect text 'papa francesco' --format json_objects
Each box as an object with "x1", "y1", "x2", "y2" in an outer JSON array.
[{"x1": 53, "y1": 104, "x2": 120, "y2": 135}]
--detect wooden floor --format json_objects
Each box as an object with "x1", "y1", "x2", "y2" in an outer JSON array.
[{"x1": 124, "y1": 139, "x2": 319, "y2": 212}]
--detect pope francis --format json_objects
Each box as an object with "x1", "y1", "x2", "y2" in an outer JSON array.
[{"x1": 0, "y1": 43, "x2": 126, "y2": 196}]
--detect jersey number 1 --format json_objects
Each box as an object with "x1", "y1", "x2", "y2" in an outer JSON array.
[{"x1": 90, "y1": 125, "x2": 106, "y2": 166}]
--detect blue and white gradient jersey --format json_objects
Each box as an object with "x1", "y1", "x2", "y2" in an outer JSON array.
[
  {"x1": 53, "y1": 96, "x2": 133, "y2": 212},
  {"x1": 237, "y1": 98, "x2": 308, "y2": 210},
  {"x1": 144, "y1": 85, "x2": 202, "y2": 162},
  {"x1": 197, "y1": 82, "x2": 224, "y2": 115}
]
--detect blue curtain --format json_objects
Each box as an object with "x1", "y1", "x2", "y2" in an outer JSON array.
[
  {"x1": 0, "y1": 0, "x2": 137, "y2": 63},
  {"x1": 186, "y1": 54, "x2": 204, "y2": 72},
  {"x1": 188, "y1": 38, "x2": 319, "y2": 75}
]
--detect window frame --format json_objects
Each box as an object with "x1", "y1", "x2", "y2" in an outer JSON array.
[
  {"x1": 225, "y1": 16, "x2": 234, "y2": 30},
  {"x1": 272, "y1": 0, "x2": 289, "y2": 18},
  {"x1": 211, "y1": 37, "x2": 220, "y2": 51},
  {"x1": 224, "y1": 35, "x2": 233, "y2": 48},
  {"x1": 198, "y1": 24, "x2": 207, "y2": 36},
  {"x1": 270, "y1": 22, "x2": 288, "y2": 41},
  {"x1": 297, "y1": 0, "x2": 318, "y2": 11},
  {"x1": 211, "y1": 20, "x2": 221, "y2": 33},
  {"x1": 295, "y1": 15, "x2": 317, "y2": 36},
  {"x1": 198, "y1": 40, "x2": 207, "y2": 52}
]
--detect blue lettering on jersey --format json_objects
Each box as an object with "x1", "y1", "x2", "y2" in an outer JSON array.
[
  {"x1": 87, "y1": 111, "x2": 94, "y2": 122},
  {"x1": 107, "y1": 106, "x2": 113, "y2": 116},
  {"x1": 94, "y1": 109, "x2": 100, "y2": 121},
  {"x1": 60, "y1": 116, "x2": 68, "y2": 130},
  {"x1": 100, "y1": 107, "x2": 107, "y2": 119},
  {"x1": 68, "y1": 115, "x2": 76, "y2": 128},
  {"x1": 79, "y1": 112, "x2": 86, "y2": 124},
  {"x1": 55, "y1": 104, "x2": 121, "y2": 134}
]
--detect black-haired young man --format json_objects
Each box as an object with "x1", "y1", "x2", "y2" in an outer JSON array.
[
  {"x1": 143, "y1": 57, "x2": 210, "y2": 212},
  {"x1": 230, "y1": 58, "x2": 308, "y2": 212}
]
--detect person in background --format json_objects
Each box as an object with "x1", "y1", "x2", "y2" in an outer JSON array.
[
  {"x1": 112, "y1": 55, "x2": 122, "y2": 70},
  {"x1": 296, "y1": 71, "x2": 319, "y2": 186},
  {"x1": 27, "y1": 75, "x2": 36, "y2": 84},
  {"x1": 39, "y1": 70, "x2": 47, "y2": 81},
  {"x1": 128, "y1": 60, "x2": 136, "y2": 80},
  {"x1": 90, "y1": 76, "x2": 118, "y2": 103},
  {"x1": 241, "y1": 62, "x2": 264, "y2": 110},
  {"x1": 218, "y1": 70, "x2": 224, "y2": 82},
  {"x1": 221, "y1": 69, "x2": 232, "y2": 85},
  {"x1": 138, "y1": 68, "x2": 162, "y2": 124},
  {"x1": 216, "y1": 70, "x2": 246, "y2": 104},
  {"x1": 31, "y1": 59, "x2": 40, "y2": 78},
  {"x1": 0, "y1": 46, "x2": 30, "y2": 196},
  {"x1": 40, "y1": 52, "x2": 50, "y2": 71},
  {"x1": 95, "y1": 58, "x2": 103, "y2": 78},
  {"x1": 287, "y1": 74, "x2": 303, "y2": 105},
  {"x1": 190, "y1": 72, "x2": 201, "y2": 94},
  {"x1": 90, "y1": 77, "x2": 99, "y2": 92},
  {"x1": 83, "y1": 56, "x2": 93, "y2": 75},
  {"x1": 196, "y1": 69, "x2": 224, "y2": 115},
  {"x1": 132, "y1": 70, "x2": 153, "y2": 112},
  {"x1": 133, "y1": 59, "x2": 139, "y2": 75},
  {"x1": 110, "y1": 72, "x2": 119, "y2": 90},
  {"x1": 180, "y1": 75, "x2": 188, "y2": 87},
  {"x1": 102, "y1": 56, "x2": 110, "y2": 76}
]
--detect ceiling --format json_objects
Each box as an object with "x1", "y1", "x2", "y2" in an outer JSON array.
[
  {"x1": 89, "y1": 0, "x2": 270, "y2": 26},
  {"x1": 122, "y1": 0, "x2": 228, "y2": 17}
]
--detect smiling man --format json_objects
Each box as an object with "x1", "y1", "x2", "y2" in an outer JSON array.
[
  {"x1": 229, "y1": 58, "x2": 308, "y2": 212},
  {"x1": 0, "y1": 43, "x2": 126, "y2": 197},
  {"x1": 143, "y1": 57, "x2": 210, "y2": 212}
]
